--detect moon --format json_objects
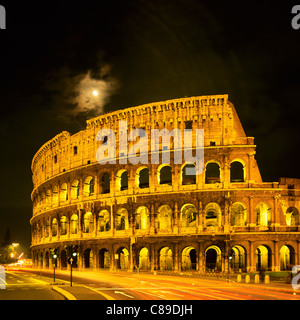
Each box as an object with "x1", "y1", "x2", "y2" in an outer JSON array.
[{"x1": 93, "y1": 90, "x2": 98, "y2": 96}]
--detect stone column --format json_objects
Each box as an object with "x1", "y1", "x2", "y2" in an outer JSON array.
[
  {"x1": 150, "y1": 244, "x2": 155, "y2": 272},
  {"x1": 272, "y1": 195, "x2": 280, "y2": 227},
  {"x1": 129, "y1": 203, "x2": 134, "y2": 236},
  {"x1": 248, "y1": 196, "x2": 255, "y2": 227},
  {"x1": 94, "y1": 175, "x2": 98, "y2": 196},
  {"x1": 198, "y1": 198, "x2": 203, "y2": 232},
  {"x1": 57, "y1": 214, "x2": 61, "y2": 241},
  {"x1": 223, "y1": 156, "x2": 229, "y2": 188},
  {"x1": 78, "y1": 208, "x2": 82, "y2": 238},
  {"x1": 67, "y1": 179, "x2": 71, "y2": 204},
  {"x1": 150, "y1": 201, "x2": 155, "y2": 234},
  {"x1": 109, "y1": 244, "x2": 115, "y2": 271},
  {"x1": 173, "y1": 201, "x2": 179, "y2": 234},
  {"x1": 57, "y1": 182, "x2": 60, "y2": 207},
  {"x1": 67, "y1": 214, "x2": 71, "y2": 239},
  {"x1": 273, "y1": 241, "x2": 279, "y2": 271},
  {"x1": 197, "y1": 241, "x2": 204, "y2": 272},
  {"x1": 248, "y1": 241, "x2": 255, "y2": 272},
  {"x1": 93, "y1": 211, "x2": 97, "y2": 237},
  {"x1": 128, "y1": 168, "x2": 134, "y2": 194},
  {"x1": 110, "y1": 203, "x2": 115, "y2": 237},
  {"x1": 110, "y1": 171, "x2": 115, "y2": 196}
]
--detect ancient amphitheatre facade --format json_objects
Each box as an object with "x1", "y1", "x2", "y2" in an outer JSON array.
[{"x1": 30, "y1": 94, "x2": 300, "y2": 273}]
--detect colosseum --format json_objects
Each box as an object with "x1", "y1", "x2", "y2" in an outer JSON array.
[{"x1": 30, "y1": 94, "x2": 300, "y2": 274}]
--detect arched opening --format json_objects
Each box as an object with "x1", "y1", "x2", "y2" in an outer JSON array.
[
  {"x1": 83, "y1": 176, "x2": 94, "y2": 196},
  {"x1": 70, "y1": 214, "x2": 78, "y2": 234},
  {"x1": 205, "y1": 162, "x2": 220, "y2": 184},
  {"x1": 83, "y1": 212, "x2": 93, "y2": 233},
  {"x1": 41, "y1": 192, "x2": 46, "y2": 207},
  {"x1": 181, "y1": 163, "x2": 196, "y2": 185},
  {"x1": 116, "y1": 208, "x2": 128, "y2": 230},
  {"x1": 139, "y1": 247, "x2": 150, "y2": 270},
  {"x1": 157, "y1": 205, "x2": 172, "y2": 230},
  {"x1": 51, "y1": 218, "x2": 58, "y2": 237},
  {"x1": 116, "y1": 248, "x2": 129, "y2": 269},
  {"x1": 180, "y1": 204, "x2": 197, "y2": 227},
  {"x1": 36, "y1": 223, "x2": 41, "y2": 243},
  {"x1": 256, "y1": 202, "x2": 271, "y2": 226},
  {"x1": 60, "y1": 250, "x2": 67, "y2": 269},
  {"x1": 101, "y1": 173, "x2": 110, "y2": 194},
  {"x1": 286, "y1": 207, "x2": 299, "y2": 226},
  {"x1": 204, "y1": 203, "x2": 221, "y2": 227},
  {"x1": 120, "y1": 171, "x2": 128, "y2": 191},
  {"x1": 135, "y1": 206, "x2": 149, "y2": 230},
  {"x1": 280, "y1": 245, "x2": 295, "y2": 270},
  {"x1": 256, "y1": 245, "x2": 271, "y2": 271},
  {"x1": 159, "y1": 247, "x2": 173, "y2": 270},
  {"x1": 230, "y1": 245, "x2": 246, "y2": 272},
  {"x1": 84, "y1": 249, "x2": 93, "y2": 268},
  {"x1": 99, "y1": 248, "x2": 110, "y2": 269},
  {"x1": 40, "y1": 252, "x2": 43, "y2": 268},
  {"x1": 71, "y1": 179, "x2": 80, "y2": 199},
  {"x1": 205, "y1": 245, "x2": 222, "y2": 271},
  {"x1": 60, "y1": 183, "x2": 68, "y2": 202},
  {"x1": 230, "y1": 161, "x2": 245, "y2": 182},
  {"x1": 181, "y1": 246, "x2": 197, "y2": 271},
  {"x1": 44, "y1": 220, "x2": 50, "y2": 238},
  {"x1": 60, "y1": 216, "x2": 67, "y2": 235},
  {"x1": 52, "y1": 186, "x2": 58, "y2": 206},
  {"x1": 137, "y1": 167, "x2": 149, "y2": 188},
  {"x1": 230, "y1": 203, "x2": 247, "y2": 226},
  {"x1": 98, "y1": 210, "x2": 110, "y2": 232},
  {"x1": 116, "y1": 170, "x2": 128, "y2": 191},
  {"x1": 45, "y1": 251, "x2": 50, "y2": 268},
  {"x1": 46, "y1": 189, "x2": 51, "y2": 207},
  {"x1": 158, "y1": 165, "x2": 172, "y2": 185}
]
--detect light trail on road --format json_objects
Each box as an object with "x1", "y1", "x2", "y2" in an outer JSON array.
[{"x1": 9, "y1": 268, "x2": 300, "y2": 300}]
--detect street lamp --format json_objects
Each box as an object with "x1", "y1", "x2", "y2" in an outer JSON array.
[{"x1": 228, "y1": 255, "x2": 232, "y2": 282}]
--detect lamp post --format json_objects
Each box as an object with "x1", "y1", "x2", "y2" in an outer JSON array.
[{"x1": 228, "y1": 256, "x2": 232, "y2": 282}]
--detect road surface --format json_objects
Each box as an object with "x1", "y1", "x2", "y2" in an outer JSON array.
[
  {"x1": 1, "y1": 268, "x2": 298, "y2": 300},
  {"x1": 0, "y1": 270, "x2": 64, "y2": 300}
]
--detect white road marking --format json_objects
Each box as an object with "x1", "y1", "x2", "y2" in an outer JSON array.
[
  {"x1": 114, "y1": 291, "x2": 134, "y2": 298},
  {"x1": 161, "y1": 290, "x2": 184, "y2": 297}
]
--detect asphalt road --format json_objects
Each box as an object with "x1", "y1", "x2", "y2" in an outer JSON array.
[
  {"x1": 4, "y1": 268, "x2": 299, "y2": 301},
  {"x1": 0, "y1": 270, "x2": 65, "y2": 300}
]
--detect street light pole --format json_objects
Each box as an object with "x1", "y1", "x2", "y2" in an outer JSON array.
[
  {"x1": 53, "y1": 253, "x2": 57, "y2": 283},
  {"x1": 70, "y1": 258, "x2": 73, "y2": 287}
]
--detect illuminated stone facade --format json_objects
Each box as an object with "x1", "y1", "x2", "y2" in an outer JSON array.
[{"x1": 31, "y1": 94, "x2": 300, "y2": 273}]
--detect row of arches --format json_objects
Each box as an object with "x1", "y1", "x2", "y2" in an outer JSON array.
[
  {"x1": 33, "y1": 161, "x2": 246, "y2": 209},
  {"x1": 35, "y1": 244, "x2": 296, "y2": 272},
  {"x1": 33, "y1": 203, "x2": 300, "y2": 242}
]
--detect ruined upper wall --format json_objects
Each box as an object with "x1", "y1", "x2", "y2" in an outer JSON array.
[{"x1": 31, "y1": 94, "x2": 255, "y2": 188}]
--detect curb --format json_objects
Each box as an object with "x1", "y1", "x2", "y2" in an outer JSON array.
[
  {"x1": 230, "y1": 281, "x2": 299, "y2": 295},
  {"x1": 52, "y1": 286, "x2": 77, "y2": 300}
]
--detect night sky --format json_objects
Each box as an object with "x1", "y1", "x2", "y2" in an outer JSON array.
[{"x1": 0, "y1": 1, "x2": 300, "y2": 254}]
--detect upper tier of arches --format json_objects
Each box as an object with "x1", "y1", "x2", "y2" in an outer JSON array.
[{"x1": 32, "y1": 160, "x2": 253, "y2": 215}]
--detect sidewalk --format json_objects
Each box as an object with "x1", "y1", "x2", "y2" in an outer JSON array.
[
  {"x1": 231, "y1": 280, "x2": 299, "y2": 295},
  {"x1": 52, "y1": 284, "x2": 115, "y2": 300}
]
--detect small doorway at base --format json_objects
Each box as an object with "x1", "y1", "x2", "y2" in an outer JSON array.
[
  {"x1": 116, "y1": 248, "x2": 129, "y2": 270},
  {"x1": 205, "y1": 245, "x2": 222, "y2": 271},
  {"x1": 181, "y1": 246, "x2": 197, "y2": 271},
  {"x1": 99, "y1": 248, "x2": 110, "y2": 269},
  {"x1": 84, "y1": 249, "x2": 93, "y2": 268}
]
